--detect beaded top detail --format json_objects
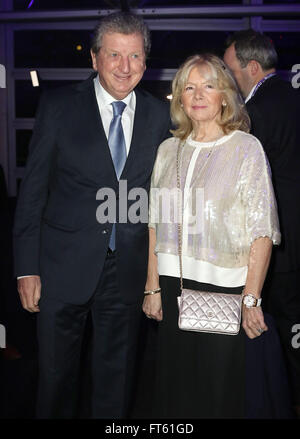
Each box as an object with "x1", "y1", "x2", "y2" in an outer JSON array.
[{"x1": 149, "y1": 130, "x2": 281, "y2": 269}]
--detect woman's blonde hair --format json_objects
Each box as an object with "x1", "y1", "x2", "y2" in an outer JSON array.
[{"x1": 170, "y1": 53, "x2": 250, "y2": 140}]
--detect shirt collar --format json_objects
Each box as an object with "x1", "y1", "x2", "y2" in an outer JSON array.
[
  {"x1": 93, "y1": 75, "x2": 134, "y2": 110},
  {"x1": 245, "y1": 84, "x2": 257, "y2": 103},
  {"x1": 245, "y1": 72, "x2": 276, "y2": 103}
]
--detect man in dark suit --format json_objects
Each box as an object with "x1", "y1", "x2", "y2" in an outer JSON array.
[
  {"x1": 13, "y1": 12, "x2": 171, "y2": 419},
  {"x1": 224, "y1": 29, "x2": 300, "y2": 415}
]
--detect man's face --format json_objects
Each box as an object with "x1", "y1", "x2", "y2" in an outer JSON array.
[
  {"x1": 224, "y1": 43, "x2": 253, "y2": 98},
  {"x1": 91, "y1": 32, "x2": 146, "y2": 100}
]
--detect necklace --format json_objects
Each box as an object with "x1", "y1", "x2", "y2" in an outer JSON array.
[
  {"x1": 178, "y1": 137, "x2": 218, "y2": 211},
  {"x1": 189, "y1": 138, "x2": 217, "y2": 188}
]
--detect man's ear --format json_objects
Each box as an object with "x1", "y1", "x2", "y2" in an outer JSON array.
[
  {"x1": 90, "y1": 49, "x2": 97, "y2": 71},
  {"x1": 247, "y1": 59, "x2": 260, "y2": 77}
]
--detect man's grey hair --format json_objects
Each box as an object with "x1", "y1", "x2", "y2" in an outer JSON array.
[
  {"x1": 91, "y1": 12, "x2": 151, "y2": 56},
  {"x1": 225, "y1": 29, "x2": 278, "y2": 71}
]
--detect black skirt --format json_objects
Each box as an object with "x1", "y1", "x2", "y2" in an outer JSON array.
[
  {"x1": 146, "y1": 276, "x2": 294, "y2": 419},
  {"x1": 152, "y1": 275, "x2": 245, "y2": 419}
]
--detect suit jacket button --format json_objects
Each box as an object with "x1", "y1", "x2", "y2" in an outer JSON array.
[{"x1": 102, "y1": 229, "x2": 107, "y2": 234}]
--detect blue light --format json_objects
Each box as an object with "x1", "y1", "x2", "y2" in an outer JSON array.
[{"x1": 27, "y1": 0, "x2": 34, "y2": 8}]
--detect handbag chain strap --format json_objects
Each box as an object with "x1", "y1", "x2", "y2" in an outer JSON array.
[
  {"x1": 176, "y1": 138, "x2": 216, "y2": 292},
  {"x1": 176, "y1": 141, "x2": 184, "y2": 292}
]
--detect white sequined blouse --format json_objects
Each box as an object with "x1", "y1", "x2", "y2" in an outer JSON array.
[{"x1": 149, "y1": 130, "x2": 281, "y2": 287}]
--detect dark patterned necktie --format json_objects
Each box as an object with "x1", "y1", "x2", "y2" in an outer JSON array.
[{"x1": 107, "y1": 101, "x2": 127, "y2": 250}]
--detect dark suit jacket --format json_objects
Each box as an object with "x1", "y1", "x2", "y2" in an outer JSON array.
[
  {"x1": 246, "y1": 75, "x2": 300, "y2": 273},
  {"x1": 13, "y1": 75, "x2": 171, "y2": 305}
]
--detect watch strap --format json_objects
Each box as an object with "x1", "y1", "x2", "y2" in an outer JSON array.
[
  {"x1": 256, "y1": 297, "x2": 262, "y2": 307},
  {"x1": 242, "y1": 293, "x2": 262, "y2": 307}
]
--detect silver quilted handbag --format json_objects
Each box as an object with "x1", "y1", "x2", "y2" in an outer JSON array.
[
  {"x1": 176, "y1": 142, "x2": 242, "y2": 336},
  {"x1": 177, "y1": 290, "x2": 242, "y2": 335}
]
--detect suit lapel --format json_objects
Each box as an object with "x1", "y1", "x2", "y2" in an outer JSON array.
[
  {"x1": 76, "y1": 79, "x2": 151, "y2": 183},
  {"x1": 76, "y1": 76, "x2": 118, "y2": 183},
  {"x1": 121, "y1": 88, "x2": 150, "y2": 180}
]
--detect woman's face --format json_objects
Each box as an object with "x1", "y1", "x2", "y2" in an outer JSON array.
[{"x1": 181, "y1": 65, "x2": 224, "y2": 126}]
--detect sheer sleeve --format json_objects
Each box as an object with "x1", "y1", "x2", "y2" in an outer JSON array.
[
  {"x1": 240, "y1": 136, "x2": 281, "y2": 246},
  {"x1": 148, "y1": 141, "x2": 166, "y2": 229}
]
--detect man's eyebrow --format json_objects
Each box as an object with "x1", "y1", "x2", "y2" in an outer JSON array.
[
  {"x1": 104, "y1": 47, "x2": 143, "y2": 54},
  {"x1": 104, "y1": 47, "x2": 119, "y2": 52}
]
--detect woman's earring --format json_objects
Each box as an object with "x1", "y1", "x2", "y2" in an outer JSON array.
[{"x1": 222, "y1": 101, "x2": 227, "y2": 107}]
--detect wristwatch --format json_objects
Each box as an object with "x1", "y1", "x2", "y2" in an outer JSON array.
[{"x1": 242, "y1": 293, "x2": 262, "y2": 308}]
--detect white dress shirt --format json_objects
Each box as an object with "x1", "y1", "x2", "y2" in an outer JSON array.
[
  {"x1": 93, "y1": 75, "x2": 136, "y2": 155},
  {"x1": 245, "y1": 84, "x2": 257, "y2": 103},
  {"x1": 18, "y1": 75, "x2": 136, "y2": 279}
]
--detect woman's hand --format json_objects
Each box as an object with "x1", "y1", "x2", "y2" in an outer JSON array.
[
  {"x1": 142, "y1": 293, "x2": 163, "y2": 321},
  {"x1": 143, "y1": 228, "x2": 162, "y2": 321},
  {"x1": 242, "y1": 305, "x2": 268, "y2": 339},
  {"x1": 242, "y1": 237, "x2": 271, "y2": 339}
]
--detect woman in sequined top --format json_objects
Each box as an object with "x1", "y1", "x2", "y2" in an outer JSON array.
[{"x1": 141, "y1": 54, "x2": 282, "y2": 418}]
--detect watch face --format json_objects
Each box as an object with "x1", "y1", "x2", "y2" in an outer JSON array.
[{"x1": 243, "y1": 295, "x2": 255, "y2": 307}]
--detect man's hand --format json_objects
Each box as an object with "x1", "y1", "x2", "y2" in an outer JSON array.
[
  {"x1": 17, "y1": 275, "x2": 41, "y2": 313},
  {"x1": 142, "y1": 293, "x2": 163, "y2": 321},
  {"x1": 242, "y1": 306, "x2": 268, "y2": 339}
]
